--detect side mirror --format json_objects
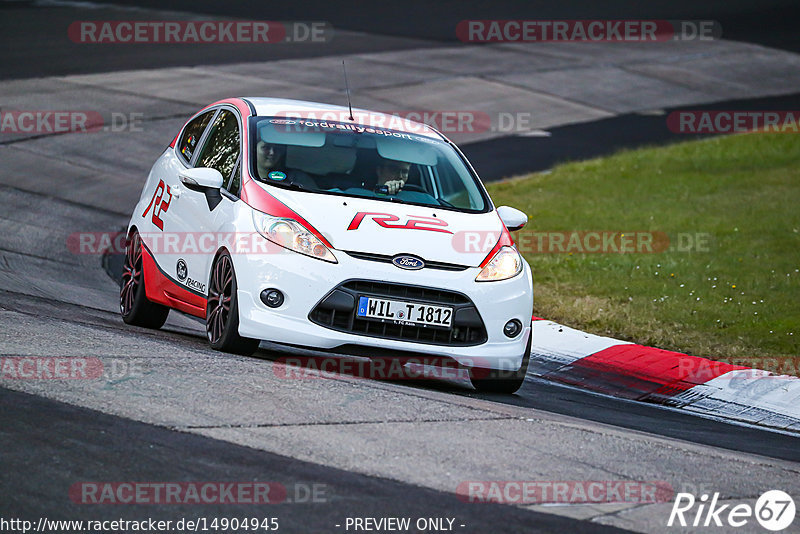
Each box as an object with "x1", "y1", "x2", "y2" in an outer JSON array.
[
  {"x1": 497, "y1": 206, "x2": 528, "y2": 232},
  {"x1": 179, "y1": 167, "x2": 224, "y2": 190}
]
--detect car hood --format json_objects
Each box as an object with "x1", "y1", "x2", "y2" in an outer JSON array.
[{"x1": 260, "y1": 183, "x2": 505, "y2": 268}]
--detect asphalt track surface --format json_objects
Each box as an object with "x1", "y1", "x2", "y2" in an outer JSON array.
[
  {"x1": 467, "y1": 91, "x2": 800, "y2": 179},
  {"x1": 78, "y1": 252, "x2": 800, "y2": 466},
  {"x1": 102, "y1": 250, "x2": 800, "y2": 465},
  {"x1": 2, "y1": 387, "x2": 628, "y2": 533},
  {"x1": 2, "y1": 1, "x2": 800, "y2": 532},
  {"x1": 2, "y1": 0, "x2": 799, "y2": 80},
  {"x1": 4, "y1": 0, "x2": 800, "y2": 181}
]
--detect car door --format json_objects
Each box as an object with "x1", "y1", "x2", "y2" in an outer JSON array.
[
  {"x1": 139, "y1": 107, "x2": 215, "y2": 279},
  {"x1": 174, "y1": 107, "x2": 243, "y2": 297}
]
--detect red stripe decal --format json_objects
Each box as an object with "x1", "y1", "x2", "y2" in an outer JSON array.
[
  {"x1": 479, "y1": 222, "x2": 514, "y2": 268},
  {"x1": 241, "y1": 180, "x2": 333, "y2": 248},
  {"x1": 235, "y1": 99, "x2": 332, "y2": 249},
  {"x1": 543, "y1": 344, "x2": 748, "y2": 403},
  {"x1": 141, "y1": 246, "x2": 207, "y2": 318}
]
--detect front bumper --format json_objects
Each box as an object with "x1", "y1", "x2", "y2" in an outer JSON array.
[{"x1": 234, "y1": 245, "x2": 533, "y2": 371}]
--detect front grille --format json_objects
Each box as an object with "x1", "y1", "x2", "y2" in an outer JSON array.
[
  {"x1": 343, "y1": 251, "x2": 468, "y2": 272},
  {"x1": 309, "y1": 280, "x2": 487, "y2": 346}
]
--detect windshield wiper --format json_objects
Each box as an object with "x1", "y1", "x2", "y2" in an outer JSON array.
[{"x1": 277, "y1": 181, "x2": 310, "y2": 192}]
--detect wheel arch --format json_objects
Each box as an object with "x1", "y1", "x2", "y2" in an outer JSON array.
[{"x1": 208, "y1": 246, "x2": 233, "y2": 286}]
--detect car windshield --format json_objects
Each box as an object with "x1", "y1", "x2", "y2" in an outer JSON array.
[{"x1": 248, "y1": 116, "x2": 489, "y2": 212}]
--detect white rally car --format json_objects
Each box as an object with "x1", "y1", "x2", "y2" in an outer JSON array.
[{"x1": 120, "y1": 98, "x2": 533, "y2": 392}]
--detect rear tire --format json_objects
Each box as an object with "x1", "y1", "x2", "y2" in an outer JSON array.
[
  {"x1": 206, "y1": 251, "x2": 260, "y2": 356},
  {"x1": 119, "y1": 230, "x2": 170, "y2": 329},
  {"x1": 469, "y1": 332, "x2": 531, "y2": 394}
]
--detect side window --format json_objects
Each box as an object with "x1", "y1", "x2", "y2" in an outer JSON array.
[
  {"x1": 196, "y1": 110, "x2": 240, "y2": 181},
  {"x1": 177, "y1": 110, "x2": 214, "y2": 164}
]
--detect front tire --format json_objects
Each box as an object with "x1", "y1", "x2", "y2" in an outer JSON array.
[
  {"x1": 206, "y1": 251, "x2": 260, "y2": 356},
  {"x1": 469, "y1": 332, "x2": 531, "y2": 394},
  {"x1": 120, "y1": 230, "x2": 170, "y2": 329}
]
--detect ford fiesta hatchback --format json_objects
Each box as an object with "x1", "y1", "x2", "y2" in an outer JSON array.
[{"x1": 120, "y1": 98, "x2": 533, "y2": 392}]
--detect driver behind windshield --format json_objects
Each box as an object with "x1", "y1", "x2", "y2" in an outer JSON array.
[
  {"x1": 256, "y1": 140, "x2": 285, "y2": 178},
  {"x1": 375, "y1": 157, "x2": 411, "y2": 195},
  {"x1": 255, "y1": 140, "x2": 316, "y2": 188}
]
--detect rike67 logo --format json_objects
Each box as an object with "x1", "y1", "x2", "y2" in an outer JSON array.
[{"x1": 668, "y1": 490, "x2": 795, "y2": 531}]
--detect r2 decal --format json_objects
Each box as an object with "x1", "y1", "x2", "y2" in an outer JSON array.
[
  {"x1": 347, "y1": 212, "x2": 452, "y2": 234},
  {"x1": 142, "y1": 179, "x2": 173, "y2": 231}
]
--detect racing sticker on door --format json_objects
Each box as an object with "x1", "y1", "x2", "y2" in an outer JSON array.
[{"x1": 142, "y1": 179, "x2": 173, "y2": 230}]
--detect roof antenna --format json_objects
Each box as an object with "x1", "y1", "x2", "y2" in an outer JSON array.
[{"x1": 342, "y1": 60, "x2": 354, "y2": 121}]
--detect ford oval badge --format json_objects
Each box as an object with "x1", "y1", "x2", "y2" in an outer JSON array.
[{"x1": 392, "y1": 255, "x2": 425, "y2": 270}]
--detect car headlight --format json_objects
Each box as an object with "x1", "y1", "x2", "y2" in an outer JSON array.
[
  {"x1": 252, "y1": 211, "x2": 337, "y2": 263},
  {"x1": 476, "y1": 246, "x2": 522, "y2": 282}
]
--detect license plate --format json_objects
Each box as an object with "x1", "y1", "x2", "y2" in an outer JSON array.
[{"x1": 356, "y1": 296, "x2": 453, "y2": 328}]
